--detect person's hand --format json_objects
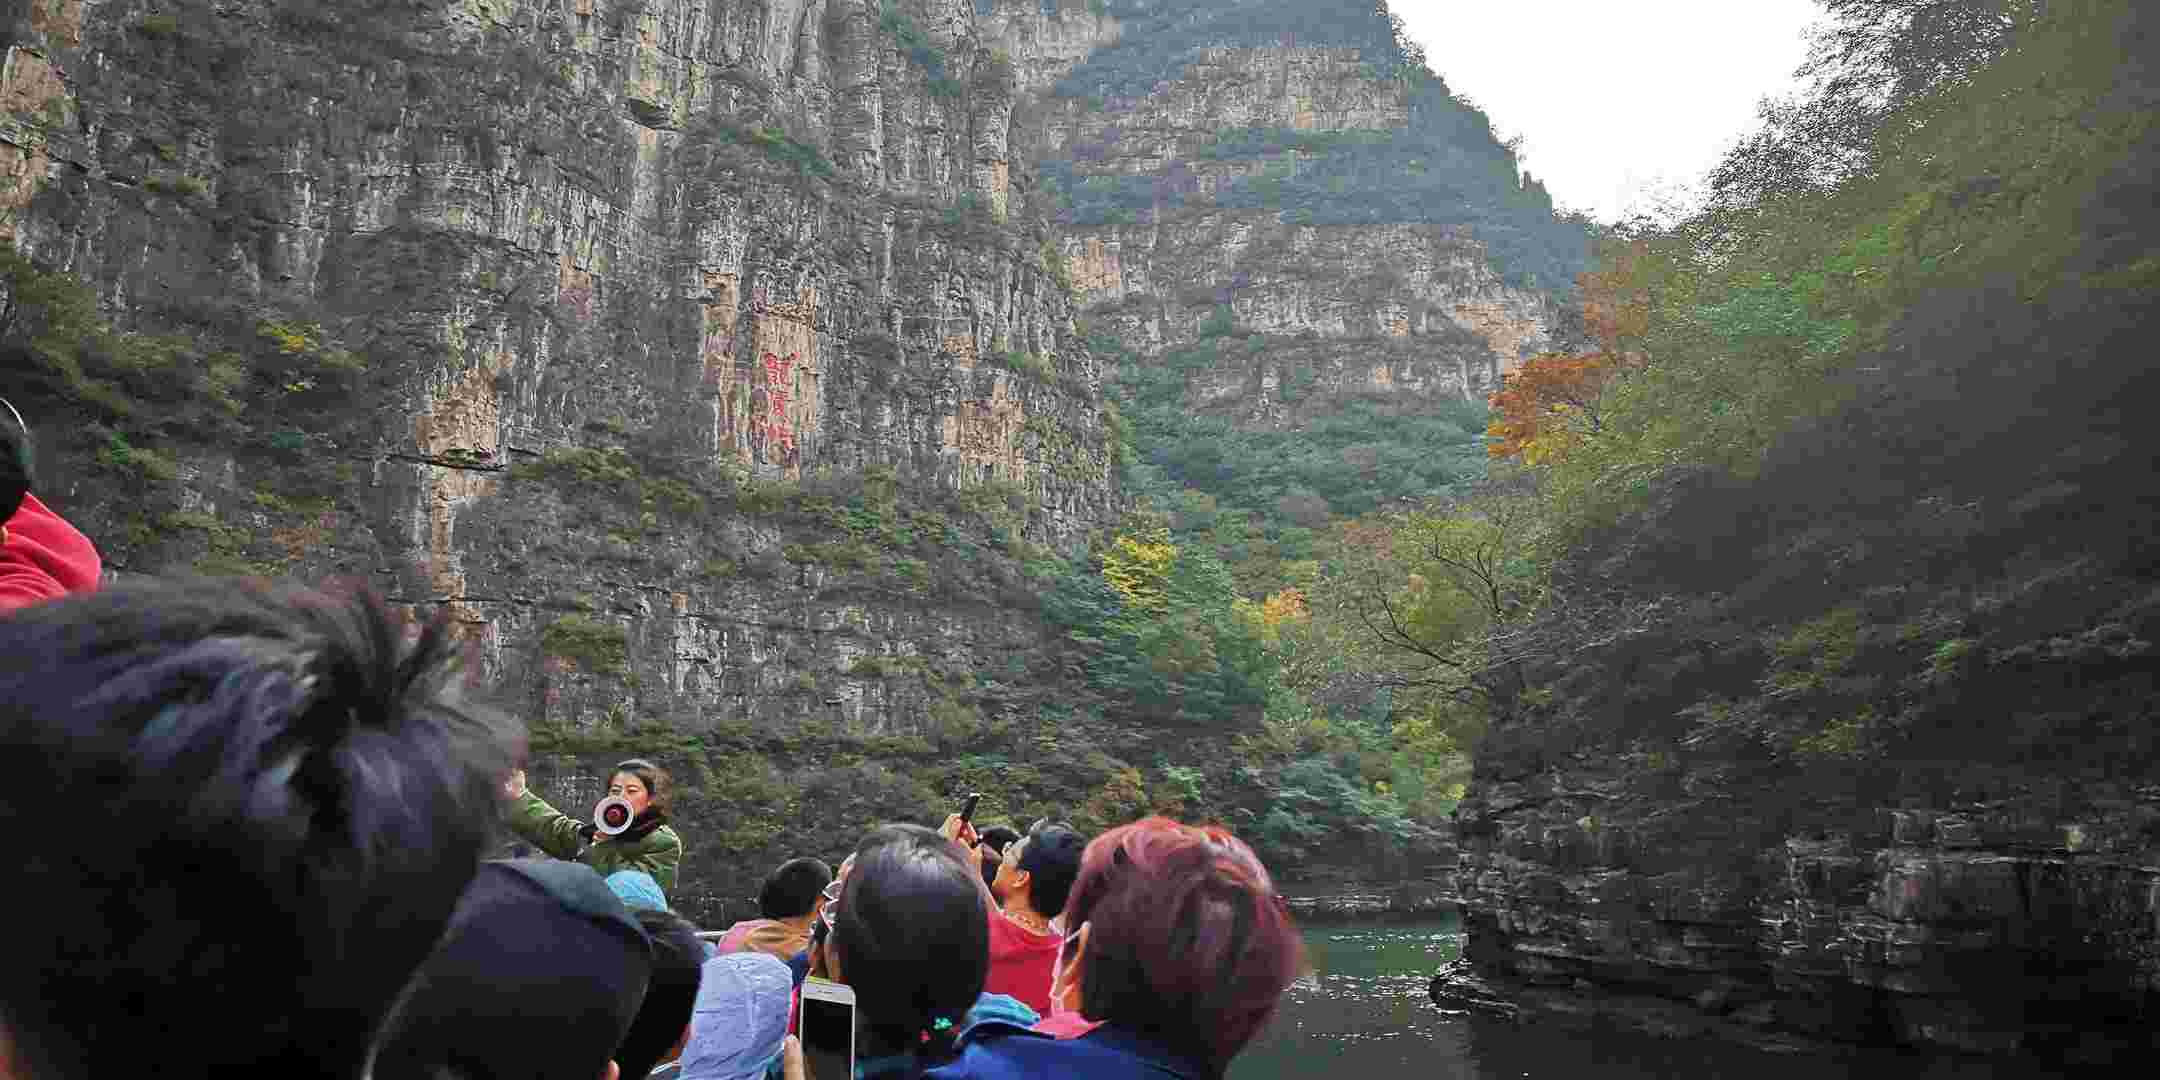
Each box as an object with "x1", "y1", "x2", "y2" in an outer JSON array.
[
  {"x1": 781, "y1": 1035, "x2": 805, "y2": 1080},
  {"x1": 939, "y1": 813, "x2": 979, "y2": 848},
  {"x1": 503, "y1": 768, "x2": 526, "y2": 799}
]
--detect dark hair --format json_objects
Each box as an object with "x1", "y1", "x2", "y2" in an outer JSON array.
[
  {"x1": 1065, "y1": 817, "x2": 1304, "y2": 1072},
  {"x1": 616, "y1": 909, "x2": 707, "y2": 1080},
  {"x1": 0, "y1": 579, "x2": 515, "y2": 1080},
  {"x1": 612, "y1": 758, "x2": 672, "y2": 818},
  {"x1": 1016, "y1": 823, "x2": 1087, "y2": 919},
  {"x1": 759, "y1": 856, "x2": 834, "y2": 919},
  {"x1": 976, "y1": 825, "x2": 1021, "y2": 889},
  {"x1": 832, "y1": 824, "x2": 988, "y2": 1059}
]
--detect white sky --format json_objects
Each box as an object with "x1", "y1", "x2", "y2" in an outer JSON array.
[{"x1": 1394, "y1": 1, "x2": 1824, "y2": 223}]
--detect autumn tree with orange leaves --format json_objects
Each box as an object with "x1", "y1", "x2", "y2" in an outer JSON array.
[{"x1": 1486, "y1": 240, "x2": 1654, "y2": 462}]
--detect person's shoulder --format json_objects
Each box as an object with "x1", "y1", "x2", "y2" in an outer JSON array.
[
  {"x1": 923, "y1": 1029, "x2": 1056, "y2": 1080},
  {"x1": 931, "y1": 1025, "x2": 1185, "y2": 1080}
]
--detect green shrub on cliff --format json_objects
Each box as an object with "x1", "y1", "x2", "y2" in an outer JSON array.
[
  {"x1": 880, "y1": 2, "x2": 964, "y2": 97},
  {"x1": 542, "y1": 615, "x2": 629, "y2": 675}
]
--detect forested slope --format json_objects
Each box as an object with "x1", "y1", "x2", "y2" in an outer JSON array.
[{"x1": 1427, "y1": 0, "x2": 2160, "y2": 1057}]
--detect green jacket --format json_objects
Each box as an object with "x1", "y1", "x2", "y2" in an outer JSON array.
[{"x1": 507, "y1": 788, "x2": 684, "y2": 895}]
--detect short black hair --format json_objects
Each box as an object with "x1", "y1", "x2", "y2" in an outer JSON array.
[
  {"x1": 834, "y1": 825, "x2": 988, "y2": 1058},
  {"x1": 758, "y1": 856, "x2": 834, "y2": 919},
  {"x1": 976, "y1": 824, "x2": 1021, "y2": 889},
  {"x1": 1018, "y1": 823, "x2": 1087, "y2": 919},
  {"x1": 616, "y1": 909, "x2": 707, "y2": 1080},
  {"x1": 0, "y1": 579, "x2": 515, "y2": 1080}
]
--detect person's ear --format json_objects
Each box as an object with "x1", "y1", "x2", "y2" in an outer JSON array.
[{"x1": 601, "y1": 1060, "x2": 620, "y2": 1080}]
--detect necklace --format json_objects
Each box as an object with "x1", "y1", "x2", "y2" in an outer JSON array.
[{"x1": 1003, "y1": 907, "x2": 1050, "y2": 935}]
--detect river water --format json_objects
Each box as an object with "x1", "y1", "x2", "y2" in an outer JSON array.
[{"x1": 1234, "y1": 916, "x2": 2058, "y2": 1079}]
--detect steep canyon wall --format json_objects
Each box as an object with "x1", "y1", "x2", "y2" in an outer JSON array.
[
  {"x1": 1, "y1": 0, "x2": 1571, "y2": 917},
  {"x1": 2, "y1": 0, "x2": 1131, "y2": 916}
]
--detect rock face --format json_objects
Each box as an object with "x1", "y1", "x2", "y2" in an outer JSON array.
[
  {"x1": 1034, "y1": 38, "x2": 1562, "y2": 415},
  {"x1": 1440, "y1": 281, "x2": 2160, "y2": 1060},
  {"x1": 0, "y1": 0, "x2": 1573, "y2": 918},
  {"x1": 2, "y1": 0, "x2": 1128, "y2": 916}
]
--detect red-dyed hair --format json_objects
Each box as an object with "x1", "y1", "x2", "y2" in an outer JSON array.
[{"x1": 1064, "y1": 817, "x2": 1304, "y2": 1071}]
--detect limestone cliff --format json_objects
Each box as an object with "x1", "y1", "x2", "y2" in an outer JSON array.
[
  {"x1": 0, "y1": 0, "x2": 1589, "y2": 917},
  {"x1": 1, "y1": 0, "x2": 1128, "y2": 915},
  {"x1": 1005, "y1": 0, "x2": 1578, "y2": 418}
]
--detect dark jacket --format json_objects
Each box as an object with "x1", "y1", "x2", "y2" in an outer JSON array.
[
  {"x1": 857, "y1": 993, "x2": 1039, "y2": 1080},
  {"x1": 924, "y1": 1022, "x2": 1211, "y2": 1080}
]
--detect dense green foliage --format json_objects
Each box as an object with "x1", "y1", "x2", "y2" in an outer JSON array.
[{"x1": 1092, "y1": 326, "x2": 1489, "y2": 591}]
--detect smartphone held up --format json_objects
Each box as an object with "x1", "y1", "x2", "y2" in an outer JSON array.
[{"x1": 798, "y1": 977, "x2": 855, "y2": 1080}]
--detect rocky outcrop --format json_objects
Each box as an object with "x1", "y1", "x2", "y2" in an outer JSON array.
[
  {"x1": 1035, "y1": 32, "x2": 1565, "y2": 415},
  {"x1": 1439, "y1": 281, "x2": 2160, "y2": 1061},
  {"x1": 1444, "y1": 774, "x2": 2160, "y2": 1060}
]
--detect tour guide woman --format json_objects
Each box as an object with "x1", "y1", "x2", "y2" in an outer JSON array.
[{"x1": 503, "y1": 759, "x2": 685, "y2": 894}]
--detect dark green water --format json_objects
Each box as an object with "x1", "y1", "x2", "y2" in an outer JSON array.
[{"x1": 1234, "y1": 916, "x2": 2055, "y2": 1079}]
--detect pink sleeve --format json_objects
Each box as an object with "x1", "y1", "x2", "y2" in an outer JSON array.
[
  {"x1": 715, "y1": 920, "x2": 758, "y2": 954},
  {"x1": 0, "y1": 493, "x2": 101, "y2": 612}
]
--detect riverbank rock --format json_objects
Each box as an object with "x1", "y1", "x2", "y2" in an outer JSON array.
[{"x1": 1281, "y1": 875, "x2": 1459, "y2": 923}]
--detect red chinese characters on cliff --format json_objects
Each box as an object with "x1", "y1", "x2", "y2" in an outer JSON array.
[{"x1": 751, "y1": 351, "x2": 801, "y2": 466}]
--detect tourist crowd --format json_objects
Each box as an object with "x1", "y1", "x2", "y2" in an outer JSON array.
[{"x1": 0, "y1": 404, "x2": 1305, "y2": 1079}]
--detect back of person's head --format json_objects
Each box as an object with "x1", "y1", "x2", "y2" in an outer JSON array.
[
  {"x1": 832, "y1": 824, "x2": 989, "y2": 1054},
  {"x1": 975, "y1": 824, "x2": 1021, "y2": 889},
  {"x1": 617, "y1": 909, "x2": 708, "y2": 1080},
  {"x1": 678, "y1": 951, "x2": 792, "y2": 1080},
  {"x1": 1064, "y1": 817, "x2": 1304, "y2": 1072},
  {"x1": 374, "y1": 859, "x2": 654, "y2": 1080},
  {"x1": 1016, "y1": 822, "x2": 1086, "y2": 918},
  {"x1": 757, "y1": 856, "x2": 833, "y2": 920},
  {"x1": 0, "y1": 578, "x2": 514, "y2": 1080}
]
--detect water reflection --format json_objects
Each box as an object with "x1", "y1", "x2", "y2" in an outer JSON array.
[{"x1": 1233, "y1": 917, "x2": 2066, "y2": 1079}]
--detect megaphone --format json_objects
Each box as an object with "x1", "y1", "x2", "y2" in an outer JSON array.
[{"x1": 593, "y1": 796, "x2": 637, "y2": 837}]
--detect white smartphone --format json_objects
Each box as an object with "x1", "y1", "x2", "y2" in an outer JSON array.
[{"x1": 798, "y1": 976, "x2": 856, "y2": 1080}]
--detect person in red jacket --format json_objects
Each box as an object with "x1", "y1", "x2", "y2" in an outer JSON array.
[
  {"x1": 0, "y1": 398, "x2": 100, "y2": 611},
  {"x1": 981, "y1": 821, "x2": 1085, "y2": 1017}
]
